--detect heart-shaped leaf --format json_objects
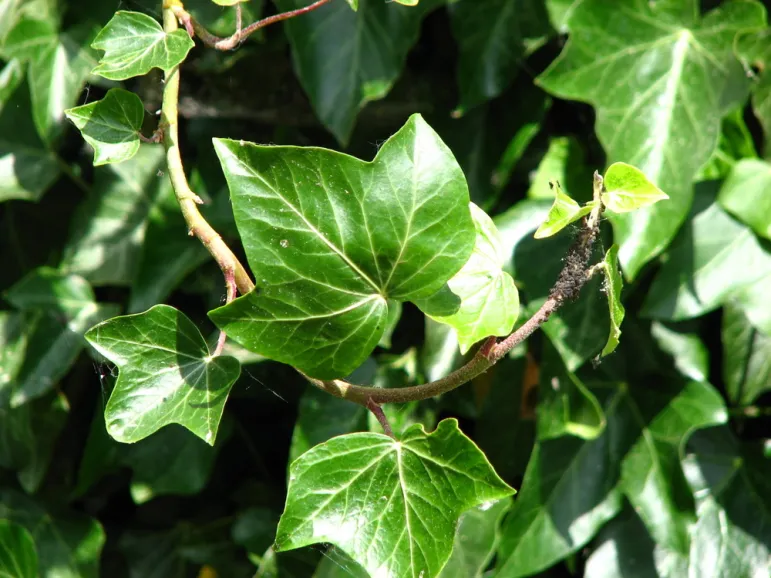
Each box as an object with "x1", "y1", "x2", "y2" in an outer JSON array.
[
  {"x1": 717, "y1": 158, "x2": 771, "y2": 240},
  {"x1": 91, "y1": 11, "x2": 194, "y2": 81},
  {"x1": 65, "y1": 88, "x2": 145, "y2": 166},
  {"x1": 534, "y1": 181, "x2": 594, "y2": 238},
  {"x1": 416, "y1": 203, "x2": 519, "y2": 354},
  {"x1": 599, "y1": 244, "x2": 624, "y2": 356},
  {"x1": 0, "y1": 520, "x2": 38, "y2": 578},
  {"x1": 85, "y1": 304, "x2": 240, "y2": 445},
  {"x1": 275, "y1": 418, "x2": 514, "y2": 578},
  {"x1": 209, "y1": 114, "x2": 475, "y2": 379},
  {"x1": 601, "y1": 162, "x2": 668, "y2": 214}
]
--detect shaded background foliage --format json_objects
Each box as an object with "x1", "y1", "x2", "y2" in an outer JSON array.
[{"x1": 1, "y1": 0, "x2": 771, "y2": 576}]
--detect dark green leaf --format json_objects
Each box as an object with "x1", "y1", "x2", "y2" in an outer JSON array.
[
  {"x1": 85, "y1": 304, "x2": 240, "y2": 445},
  {"x1": 736, "y1": 28, "x2": 771, "y2": 155},
  {"x1": 599, "y1": 244, "x2": 624, "y2": 357},
  {"x1": 209, "y1": 115, "x2": 475, "y2": 379},
  {"x1": 717, "y1": 158, "x2": 771, "y2": 240},
  {"x1": 65, "y1": 88, "x2": 145, "y2": 166},
  {"x1": 91, "y1": 11, "x2": 194, "y2": 80},
  {"x1": 722, "y1": 301, "x2": 771, "y2": 406},
  {"x1": 275, "y1": 419, "x2": 514, "y2": 578},
  {"x1": 643, "y1": 200, "x2": 771, "y2": 321},
  {"x1": 601, "y1": 162, "x2": 668, "y2": 214},
  {"x1": 449, "y1": 0, "x2": 552, "y2": 112},
  {"x1": 533, "y1": 182, "x2": 594, "y2": 239},
  {"x1": 650, "y1": 322, "x2": 709, "y2": 383},
  {"x1": 538, "y1": 0, "x2": 764, "y2": 279},
  {"x1": 314, "y1": 549, "x2": 369, "y2": 577},
  {"x1": 274, "y1": 0, "x2": 440, "y2": 143},
  {"x1": 0, "y1": 490, "x2": 105, "y2": 578},
  {"x1": 0, "y1": 520, "x2": 38, "y2": 578},
  {"x1": 377, "y1": 301, "x2": 401, "y2": 349}
]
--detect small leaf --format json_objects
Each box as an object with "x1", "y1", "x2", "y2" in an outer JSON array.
[
  {"x1": 0, "y1": 520, "x2": 38, "y2": 578},
  {"x1": 275, "y1": 418, "x2": 514, "y2": 578},
  {"x1": 344, "y1": 0, "x2": 358, "y2": 7},
  {"x1": 599, "y1": 244, "x2": 624, "y2": 356},
  {"x1": 85, "y1": 304, "x2": 240, "y2": 445},
  {"x1": 211, "y1": 0, "x2": 248, "y2": 5},
  {"x1": 601, "y1": 162, "x2": 669, "y2": 214},
  {"x1": 91, "y1": 11, "x2": 194, "y2": 81},
  {"x1": 533, "y1": 181, "x2": 594, "y2": 238},
  {"x1": 65, "y1": 88, "x2": 145, "y2": 166},
  {"x1": 717, "y1": 158, "x2": 771, "y2": 240},
  {"x1": 416, "y1": 203, "x2": 519, "y2": 354}
]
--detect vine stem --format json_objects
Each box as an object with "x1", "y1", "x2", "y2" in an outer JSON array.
[
  {"x1": 305, "y1": 173, "x2": 607, "y2": 406},
  {"x1": 172, "y1": 0, "x2": 335, "y2": 51},
  {"x1": 161, "y1": 4, "x2": 255, "y2": 314}
]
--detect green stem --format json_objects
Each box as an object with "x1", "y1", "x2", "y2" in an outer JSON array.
[{"x1": 161, "y1": 5, "x2": 254, "y2": 296}]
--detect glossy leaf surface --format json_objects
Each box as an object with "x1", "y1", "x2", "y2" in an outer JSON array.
[
  {"x1": 601, "y1": 162, "x2": 669, "y2": 214},
  {"x1": 533, "y1": 182, "x2": 593, "y2": 239},
  {"x1": 722, "y1": 302, "x2": 771, "y2": 406},
  {"x1": 0, "y1": 520, "x2": 38, "y2": 578},
  {"x1": 717, "y1": 158, "x2": 771, "y2": 240}
]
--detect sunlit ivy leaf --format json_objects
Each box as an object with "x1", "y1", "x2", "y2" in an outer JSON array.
[
  {"x1": 85, "y1": 304, "x2": 240, "y2": 445},
  {"x1": 736, "y1": 28, "x2": 771, "y2": 154},
  {"x1": 211, "y1": 0, "x2": 248, "y2": 5},
  {"x1": 717, "y1": 158, "x2": 771, "y2": 240},
  {"x1": 421, "y1": 317, "x2": 463, "y2": 382},
  {"x1": 599, "y1": 244, "x2": 624, "y2": 357},
  {"x1": 274, "y1": 0, "x2": 440, "y2": 143},
  {"x1": 61, "y1": 145, "x2": 171, "y2": 285},
  {"x1": 343, "y1": 0, "x2": 358, "y2": 9},
  {"x1": 0, "y1": 520, "x2": 38, "y2": 578},
  {"x1": 65, "y1": 88, "x2": 145, "y2": 166},
  {"x1": 696, "y1": 107, "x2": 758, "y2": 182},
  {"x1": 722, "y1": 302, "x2": 771, "y2": 407},
  {"x1": 416, "y1": 203, "x2": 519, "y2": 353},
  {"x1": 538, "y1": 0, "x2": 765, "y2": 279},
  {"x1": 0, "y1": 490, "x2": 105, "y2": 578},
  {"x1": 533, "y1": 182, "x2": 594, "y2": 238},
  {"x1": 91, "y1": 11, "x2": 194, "y2": 81},
  {"x1": 651, "y1": 321, "x2": 709, "y2": 383},
  {"x1": 4, "y1": 266, "x2": 96, "y2": 317},
  {"x1": 601, "y1": 162, "x2": 668, "y2": 214},
  {"x1": 732, "y1": 272, "x2": 771, "y2": 336},
  {"x1": 275, "y1": 419, "x2": 514, "y2": 578},
  {"x1": 4, "y1": 17, "x2": 98, "y2": 144},
  {"x1": 449, "y1": 0, "x2": 552, "y2": 112},
  {"x1": 209, "y1": 114, "x2": 475, "y2": 379},
  {"x1": 438, "y1": 499, "x2": 511, "y2": 578},
  {"x1": 643, "y1": 199, "x2": 771, "y2": 321}
]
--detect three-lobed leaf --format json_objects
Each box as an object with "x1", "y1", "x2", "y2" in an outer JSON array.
[
  {"x1": 85, "y1": 304, "x2": 240, "y2": 445},
  {"x1": 209, "y1": 114, "x2": 475, "y2": 379},
  {"x1": 275, "y1": 418, "x2": 514, "y2": 578},
  {"x1": 91, "y1": 11, "x2": 194, "y2": 80}
]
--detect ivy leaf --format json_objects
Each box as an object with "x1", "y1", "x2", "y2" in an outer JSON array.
[
  {"x1": 736, "y1": 28, "x2": 771, "y2": 153},
  {"x1": 643, "y1": 198, "x2": 771, "y2": 321},
  {"x1": 527, "y1": 135, "x2": 593, "y2": 202},
  {"x1": 91, "y1": 11, "x2": 194, "y2": 81},
  {"x1": 416, "y1": 203, "x2": 519, "y2": 354},
  {"x1": 275, "y1": 418, "x2": 514, "y2": 578},
  {"x1": 601, "y1": 162, "x2": 669, "y2": 214},
  {"x1": 65, "y1": 88, "x2": 145, "y2": 166},
  {"x1": 717, "y1": 158, "x2": 771, "y2": 240},
  {"x1": 449, "y1": 0, "x2": 553, "y2": 112},
  {"x1": 211, "y1": 0, "x2": 248, "y2": 5},
  {"x1": 722, "y1": 302, "x2": 771, "y2": 406},
  {"x1": 533, "y1": 181, "x2": 594, "y2": 239},
  {"x1": 209, "y1": 114, "x2": 475, "y2": 379},
  {"x1": 651, "y1": 321, "x2": 709, "y2": 383},
  {"x1": 273, "y1": 0, "x2": 440, "y2": 143},
  {"x1": 85, "y1": 304, "x2": 240, "y2": 445},
  {"x1": 599, "y1": 244, "x2": 624, "y2": 356},
  {"x1": 538, "y1": 0, "x2": 765, "y2": 279},
  {"x1": 696, "y1": 107, "x2": 758, "y2": 182},
  {"x1": 0, "y1": 520, "x2": 38, "y2": 578}
]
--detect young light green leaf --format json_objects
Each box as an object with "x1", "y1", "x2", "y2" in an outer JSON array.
[
  {"x1": 211, "y1": 0, "x2": 248, "y2": 5},
  {"x1": 538, "y1": 0, "x2": 765, "y2": 279},
  {"x1": 533, "y1": 181, "x2": 594, "y2": 238},
  {"x1": 91, "y1": 11, "x2": 194, "y2": 80},
  {"x1": 599, "y1": 244, "x2": 624, "y2": 356},
  {"x1": 717, "y1": 158, "x2": 771, "y2": 240},
  {"x1": 601, "y1": 162, "x2": 669, "y2": 214},
  {"x1": 0, "y1": 520, "x2": 38, "y2": 578},
  {"x1": 275, "y1": 418, "x2": 514, "y2": 578},
  {"x1": 209, "y1": 114, "x2": 475, "y2": 379},
  {"x1": 416, "y1": 203, "x2": 519, "y2": 354},
  {"x1": 85, "y1": 304, "x2": 240, "y2": 445},
  {"x1": 65, "y1": 88, "x2": 145, "y2": 166},
  {"x1": 344, "y1": 0, "x2": 358, "y2": 9}
]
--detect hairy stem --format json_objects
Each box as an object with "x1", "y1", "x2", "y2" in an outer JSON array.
[
  {"x1": 173, "y1": 0, "x2": 335, "y2": 51},
  {"x1": 161, "y1": 6, "x2": 254, "y2": 296}
]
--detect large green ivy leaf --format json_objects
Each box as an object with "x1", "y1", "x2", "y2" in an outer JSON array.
[
  {"x1": 275, "y1": 418, "x2": 514, "y2": 578},
  {"x1": 643, "y1": 199, "x2": 771, "y2": 321},
  {"x1": 274, "y1": 0, "x2": 440, "y2": 143},
  {"x1": 722, "y1": 302, "x2": 771, "y2": 406},
  {"x1": 0, "y1": 520, "x2": 37, "y2": 578},
  {"x1": 85, "y1": 304, "x2": 240, "y2": 445},
  {"x1": 0, "y1": 490, "x2": 105, "y2": 578},
  {"x1": 717, "y1": 158, "x2": 771, "y2": 240},
  {"x1": 448, "y1": 0, "x2": 552, "y2": 112},
  {"x1": 696, "y1": 107, "x2": 758, "y2": 182},
  {"x1": 4, "y1": 17, "x2": 98, "y2": 144},
  {"x1": 538, "y1": 0, "x2": 765, "y2": 279},
  {"x1": 91, "y1": 11, "x2": 194, "y2": 81},
  {"x1": 416, "y1": 203, "x2": 519, "y2": 354},
  {"x1": 736, "y1": 28, "x2": 771, "y2": 154},
  {"x1": 209, "y1": 114, "x2": 475, "y2": 379}
]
